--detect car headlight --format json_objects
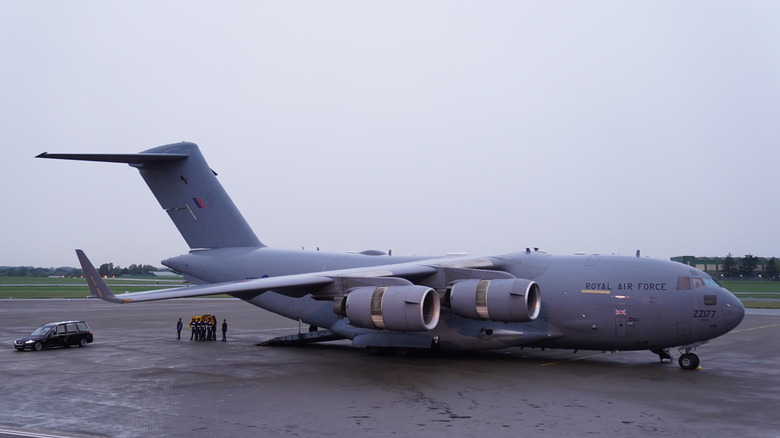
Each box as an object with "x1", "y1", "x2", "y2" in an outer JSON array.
[{"x1": 25, "y1": 340, "x2": 34, "y2": 344}]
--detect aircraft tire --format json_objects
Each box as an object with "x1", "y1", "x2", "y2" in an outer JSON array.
[
  {"x1": 33, "y1": 342, "x2": 43, "y2": 352},
  {"x1": 678, "y1": 353, "x2": 700, "y2": 370},
  {"x1": 366, "y1": 346, "x2": 383, "y2": 356},
  {"x1": 394, "y1": 347, "x2": 415, "y2": 357}
]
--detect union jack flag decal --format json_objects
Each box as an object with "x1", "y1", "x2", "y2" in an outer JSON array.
[{"x1": 615, "y1": 309, "x2": 626, "y2": 316}]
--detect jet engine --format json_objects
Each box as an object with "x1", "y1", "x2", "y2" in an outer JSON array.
[
  {"x1": 340, "y1": 285, "x2": 441, "y2": 332},
  {"x1": 449, "y1": 278, "x2": 540, "y2": 322}
]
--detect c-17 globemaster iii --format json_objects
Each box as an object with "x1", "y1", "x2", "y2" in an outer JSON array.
[{"x1": 37, "y1": 142, "x2": 745, "y2": 370}]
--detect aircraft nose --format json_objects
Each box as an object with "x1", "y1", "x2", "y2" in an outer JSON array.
[{"x1": 721, "y1": 289, "x2": 745, "y2": 331}]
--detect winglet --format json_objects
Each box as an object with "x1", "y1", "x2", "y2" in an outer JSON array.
[{"x1": 76, "y1": 249, "x2": 125, "y2": 303}]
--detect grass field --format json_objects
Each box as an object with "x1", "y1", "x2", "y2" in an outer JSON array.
[
  {"x1": 2, "y1": 277, "x2": 779, "y2": 308},
  {"x1": 718, "y1": 280, "x2": 780, "y2": 293},
  {"x1": 0, "y1": 276, "x2": 185, "y2": 299}
]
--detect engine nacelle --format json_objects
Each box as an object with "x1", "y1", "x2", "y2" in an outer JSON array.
[
  {"x1": 341, "y1": 285, "x2": 441, "y2": 332},
  {"x1": 449, "y1": 278, "x2": 540, "y2": 322}
]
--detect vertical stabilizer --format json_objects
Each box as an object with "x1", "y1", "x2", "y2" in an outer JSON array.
[{"x1": 37, "y1": 142, "x2": 264, "y2": 250}]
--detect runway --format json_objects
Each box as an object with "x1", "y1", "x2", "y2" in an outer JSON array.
[{"x1": 1, "y1": 299, "x2": 779, "y2": 438}]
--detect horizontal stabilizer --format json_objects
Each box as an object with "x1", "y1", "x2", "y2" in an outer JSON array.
[{"x1": 36, "y1": 152, "x2": 188, "y2": 164}]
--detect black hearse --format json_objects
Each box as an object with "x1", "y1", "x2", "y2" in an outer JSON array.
[{"x1": 14, "y1": 321, "x2": 93, "y2": 351}]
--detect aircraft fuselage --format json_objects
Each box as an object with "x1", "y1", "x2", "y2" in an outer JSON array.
[{"x1": 163, "y1": 248, "x2": 744, "y2": 353}]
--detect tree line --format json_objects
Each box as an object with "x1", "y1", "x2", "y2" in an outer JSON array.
[
  {"x1": 97, "y1": 263, "x2": 161, "y2": 277},
  {"x1": 0, "y1": 263, "x2": 164, "y2": 278},
  {"x1": 721, "y1": 254, "x2": 779, "y2": 279}
]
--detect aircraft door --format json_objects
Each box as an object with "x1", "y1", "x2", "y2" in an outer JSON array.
[
  {"x1": 614, "y1": 295, "x2": 644, "y2": 343},
  {"x1": 615, "y1": 315, "x2": 627, "y2": 338}
]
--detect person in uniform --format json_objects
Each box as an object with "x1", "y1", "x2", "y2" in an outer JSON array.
[
  {"x1": 176, "y1": 318, "x2": 183, "y2": 340},
  {"x1": 221, "y1": 319, "x2": 228, "y2": 342}
]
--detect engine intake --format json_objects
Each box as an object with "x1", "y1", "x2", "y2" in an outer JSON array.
[
  {"x1": 449, "y1": 278, "x2": 540, "y2": 322},
  {"x1": 341, "y1": 285, "x2": 441, "y2": 332}
]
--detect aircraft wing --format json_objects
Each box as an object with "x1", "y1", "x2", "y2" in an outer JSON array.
[{"x1": 76, "y1": 249, "x2": 460, "y2": 303}]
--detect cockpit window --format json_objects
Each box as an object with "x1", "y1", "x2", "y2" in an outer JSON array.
[
  {"x1": 703, "y1": 277, "x2": 720, "y2": 287},
  {"x1": 677, "y1": 276, "x2": 722, "y2": 290}
]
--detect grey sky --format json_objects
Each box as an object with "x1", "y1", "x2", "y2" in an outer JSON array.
[{"x1": 2, "y1": 2, "x2": 779, "y2": 268}]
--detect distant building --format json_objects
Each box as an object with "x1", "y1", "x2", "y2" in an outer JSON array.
[{"x1": 671, "y1": 255, "x2": 773, "y2": 277}]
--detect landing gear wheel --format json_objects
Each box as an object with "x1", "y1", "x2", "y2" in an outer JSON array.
[
  {"x1": 33, "y1": 341, "x2": 43, "y2": 352},
  {"x1": 394, "y1": 347, "x2": 412, "y2": 357},
  {"x1": 678, "y1": 353, "x2": 700, "y2": 370},
  {"x1": 366, "y1": 346, "x2": 383, "y2": 355}
]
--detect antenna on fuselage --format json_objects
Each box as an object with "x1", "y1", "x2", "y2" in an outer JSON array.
[{"x1": 636, "y1": 250, "x2": 641, "y2": 258}]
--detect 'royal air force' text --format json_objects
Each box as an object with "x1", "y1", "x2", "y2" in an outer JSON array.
[{"x1": 584, "y1": 282, "x2": 668, "y2": 291}]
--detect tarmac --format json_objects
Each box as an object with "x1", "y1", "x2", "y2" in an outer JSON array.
[{"x1": 1, "y1": 298, "x2": 779, "y2": 438}]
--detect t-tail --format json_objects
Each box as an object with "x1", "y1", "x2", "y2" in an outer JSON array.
[{"x1": 37, "y1": 142, "x2": 263, "y2": 250}]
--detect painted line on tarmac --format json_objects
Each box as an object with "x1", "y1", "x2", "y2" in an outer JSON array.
[
  {"x1": 0, "y1": 426, "x2": 95, "y2": 438},
  {"x1": 732, "y1": 322, "x2": 780, "y2": 333}
]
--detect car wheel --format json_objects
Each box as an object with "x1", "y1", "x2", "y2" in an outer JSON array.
[
  {"x1": 79, "y1": 338, "x2": 88, "y2": 347},
  {"x1": 33, "y1": 342, "x2": 43, "y2": 351}
]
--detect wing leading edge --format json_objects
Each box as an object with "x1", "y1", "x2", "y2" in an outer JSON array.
[
  {"x1": 76, "y1": 250, "x2": 449, "y2": 303},
  {"x1": 77, "y1": 250, "x2": 334, "y2": 302}
]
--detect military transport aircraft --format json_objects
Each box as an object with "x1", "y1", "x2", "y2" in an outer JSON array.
[{"x1": 37, "y1": 142, "x2": 745, "y2": 370}]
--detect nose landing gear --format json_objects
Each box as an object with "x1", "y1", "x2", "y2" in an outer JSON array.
[
  {"x1": 678, "y1": 352, "x2": 700, "y2": 370},
  {"x1": 677, "y1": 341, "x2": 708, "y2": 370}
]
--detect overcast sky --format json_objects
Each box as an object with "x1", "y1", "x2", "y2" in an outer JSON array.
[{"x1": 2, "y1": 2, "x2": 779, "y2": 268}]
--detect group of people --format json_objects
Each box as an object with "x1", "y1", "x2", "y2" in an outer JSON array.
[{"x1": 176, "y1": 314, "x2": 227, "y2": 341}]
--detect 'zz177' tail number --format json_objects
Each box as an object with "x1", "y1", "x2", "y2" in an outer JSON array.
[{"x1": 694, "y1": 309, "x2": 716, "y2": 318}]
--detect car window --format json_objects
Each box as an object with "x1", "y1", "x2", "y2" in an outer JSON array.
[
  {"x1": 32, "y1": 325, "x2": 54, "y2": 336},
  {"x1": 76, "y1": 322, "x2": 89, "y2": 332},
  {"x1": 66, "y1": 323, "x2": 78, "y2": 333},
  {"x1": 57, "y1": 324, "x2": 66, "y2": 334}
]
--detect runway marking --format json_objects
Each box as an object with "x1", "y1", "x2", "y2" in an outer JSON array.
[
  {"x1": 732, "y1": 322, "x2": 780, "y2": 333},
  {"x1": 540, "y1": 351, "x2": 612, "y2": 366},
  {"x1": 0, "y1": 426, "x2": 91, "y2": 438}
]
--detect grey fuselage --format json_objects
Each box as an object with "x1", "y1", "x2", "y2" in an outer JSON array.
[{"x1": 163, "y1": 247, "x2": 744, "y2": 352}]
